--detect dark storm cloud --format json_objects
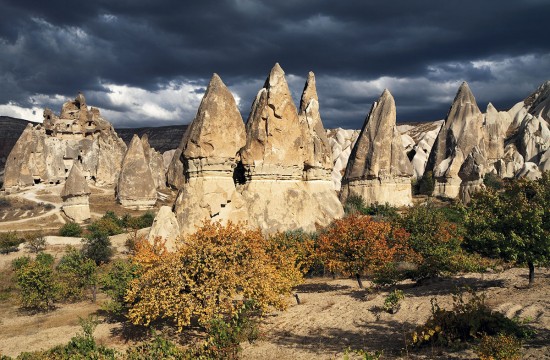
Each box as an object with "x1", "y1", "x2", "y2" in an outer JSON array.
[{"x1": 0, "y1": 0, "x2": 549, "y2": 128}]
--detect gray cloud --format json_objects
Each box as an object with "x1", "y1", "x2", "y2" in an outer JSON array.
[{"x1": 0, "y1": 0, "x2": 549, "y2": 129}]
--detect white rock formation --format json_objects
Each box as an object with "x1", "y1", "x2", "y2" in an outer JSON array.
[
  {"x1": 326, "y1": 128, "x2": 360, "y2": 190},
  {"x1": 148, "y1": 206, "x2": 181, "y2": 251},
  {"x1": 60, "y1": 163, "x2": 91, "y2": 223}
]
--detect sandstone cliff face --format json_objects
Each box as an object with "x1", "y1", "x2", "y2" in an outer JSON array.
[
  {"x1": 341, "y1": 89, "x2": 413, "y2": 207},
  {"x1": 172, "y1": 74, "x2": 248, "y2": 234},
  {"x1": 116, "y1": 135, "x2": 157, "y2": 209},
  {"x1": 61, "y1": 163, "x2": 91, "y2": 223},
  {"x1": 427, "y1": 82, "x2": 485, "y2": 198},
  {"x1": 3, "y1": 94, "x2": 127, "y2": 191}
]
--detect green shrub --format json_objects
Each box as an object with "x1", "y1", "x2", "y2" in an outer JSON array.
[
  {"x1": 100, "y1": 259, "x2": 140, "y2": 316},
  {"x1": 343, "y1": 348, "x2": 382, "y2": 360},
  {"x1": 57, "y1": 247, "x2": 98, "y2": 302},
  {"x1": 476, "y1": 333, "x2": 522, "y2": 360},
  {"x1": 483, "y1": 172, "x2": 504, "y2": 191},
  {"x1": 124, "y1": 332, "x2": 186, "y2": 359},
  {"x1": 12, "y1": 253, "x2": 59, "y2": 311},
  {"x1": 59, "y1": 222, "x2": 83, "y2": 237},
  {"x1": 414, "y1": 171, "x2": 435, "y2": 195},
  {"x1": 383, "y1": 289, "x2": 405, "y2": 314},
  {"x1": 0, "y1": 231, "x2": 23, "y2": 254},
  {"x1": 343, "y1": 195, "x2": 398, "y2": 219},
  {"x1": 344, "y1": 194, "x2": 367, "y2": 214},
  {"x1": 82, "y1": 231, "x2": 113, "y2": 265},
  {"x1": 410, "y1": 288, "x2": 532, "y2": 348},
  {"x1": 87, "y1": 217, "x2": 123, "y2": 237}
]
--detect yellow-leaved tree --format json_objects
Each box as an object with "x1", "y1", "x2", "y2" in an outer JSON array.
[{"x1": 126, "y1": 222, "x2": 303, "y2": 331}]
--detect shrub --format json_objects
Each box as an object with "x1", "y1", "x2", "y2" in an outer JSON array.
[
  {"x1": 59, "y1": 222, "x2": 83, "y2": 237},
  {"x1": 0, "y1": 231, "x2": 23, "y2": 254},
  {"x1": 383, "y1": 289, "x2": 405, "y2": 314},
  {"x1": 12, "y1": 253, "x2": 59, "y2": 311},
  {"x1": 0, "y1": 196, "x2": 10, "y2": 208},
  {"x1": 414, "y1": 171, "x2": 435, "y2": 195},
  {"x1": 82, "y1": 230, "x2": 113, "y2": 265},
  {"x1": 126, "y1": 222, "x2": 303, "y2": 330},
  {"x1": 57, "y1": 247, "x2": 98, "y2": 302},
  {"x1": 343, "y1": 195, "x2": 398, "y2": 219},
  {"x1": 24, "y1": 231, "x2": 46, "y2": 253},
  {"x1": 124, "y1": 332, "x2": 186, "y2": 359},
  {"x1": 100, "y1": 259, "x2": 140, "y2": 316},
  {"x1": 268, "y1": 229, "x2": 317, "y2": 275},
  {"x1": 87, "y1": 217, "x2": 123, "y2": 237},
  {"x1": 317, "y1": 214, "x2": 418, "y2": 288},
  {"x1": 344, "y1": 194, "x2": 367, "y2": 214},
  {"x1": 410, "y1": 288, "x2": 532, "y2": 348},
  {"x1": 476, "y1": 333, "x2": 522, "y2": 360},
  {"x1": 483, "y1": 172, "x2": 504, "y2": 191}
]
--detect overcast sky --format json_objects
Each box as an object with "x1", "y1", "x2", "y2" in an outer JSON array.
[{"x1": 0, "y1": 0, "x2": 549, "y2": 129}]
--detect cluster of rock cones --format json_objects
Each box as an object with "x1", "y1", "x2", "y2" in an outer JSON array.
[{"x1": 3, "y1": 63, "x2": 550, "y2": 243}]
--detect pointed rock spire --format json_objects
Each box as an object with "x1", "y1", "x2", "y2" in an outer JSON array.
[
  {"x1": 117, "y1": 135, "x2": 156, "y2": 209},
  {"x1": 61, "y1": 163, "x2": 90, "y2": 199},
  {"x1": 341, "y1": 89, "x2": 413, "y2": 206},
  {"x1": 183, "y1": 73, "x2": 246, "y2": 161},
  {"x1": 299, "y1": 71, "x2": 332, "y2": 180},
  {"x1": 241, "y1": 63, "x2": 304, "y2": 178}
]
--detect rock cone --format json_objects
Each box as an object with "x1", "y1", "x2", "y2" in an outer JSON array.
[
  {"x1": 341, "y1": 89, "x2": 413, "y2": 207},
  {"x1": 61, "y1": 163, "x2": 91, "y2": 223}
]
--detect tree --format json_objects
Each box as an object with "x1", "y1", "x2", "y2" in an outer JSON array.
[
  {"x1": 464, "y1": 173, "x2": 550, "y2": 286},
  {"x1": 59, "y1": 222, "x2": 83, "y2": 237},
  {"x1": 82, "y1": 229, "x2": 113, "y2": 266},
  {"x1": 317, "y1": 214, "x2": 416, "y2": 288},
  {"x1": 57, "y1": 247, "x2": 98, "y2": 302},
  {"x1": 126, "y1": 222, "x2": 303, "y2": 330},
  {"x1": 100, "y1": 258, "x2": 140, "y2": 315},
  {"x1": 24, "y1": 230, "x2": 47, "y2": 253},
  {"x1": 12, "y1": 252, "x2": 59, "y2": 310}
]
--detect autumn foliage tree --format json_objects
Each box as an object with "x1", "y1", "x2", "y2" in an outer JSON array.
[
  {"x1": 126, "y1": 222, "x2": 303, "y2": 331},
  {"x1": 317, "y1": 214, "x2": 417, "y2": 288}
]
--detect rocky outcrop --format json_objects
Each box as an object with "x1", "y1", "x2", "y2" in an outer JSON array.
[
  {"x1": 148, "y1": 206, "x2": 180, "y2": 251},
  {"x1": 517, "y1": 114, "x2": 550, "y2": 164},
  {"x1": 341, "y1": 89, "x2": 413, "y2": 207},
  {"x1": 494, "y1": 144, "x2": 525, "y2": 179},
  {"x1": 141, "y1": 135, "x2": 165, "y2": 190},
  {"x1": 172, "y1": 73, "x2": 249, "y2": 234},
  {"x1": 3, "y1": 94, "x2": 127, "y2": 191},
  {"x1": 116, "y1": 135, "x2": 157, "y2": 209},
  {"x1": 397, "y1": 120, "x2": 444, "y2": 179},
  {"x1": 326, "y1": 128, "x2": 360, "y2": 190},
  {"x1": 427, "y1": 82, "x2": 485, "y2": 198},
  {"x1": 238, "y1": 64, "x2": 343, "y2": 232},
  {"x1": 483, "y1": 103, "x2": 512, "y2": 170},
  {"x1": 117, "y1": 125, "x2": 187, "y2": 153},
  {"x1": 458, "y1": 146, "x2": 486, "y2": 204},
  {"x1": 60, "y1": 163, "x2": 91, "y2": 223},
  {"x1": 516, "y1": 162, "x2": 542, "y2": 180}
]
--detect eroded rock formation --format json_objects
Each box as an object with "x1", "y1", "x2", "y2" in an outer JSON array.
[
  {"x1": 327, "y1": 128, "x2": 360, "y2": 190},
  {"x1": 116, "y1": 135, "x2": 157, "y2": 209},
  {"x1": 341, "y1": 89, "x2": 413, "y2": 207},
  {"x1": 3, "y1": 94, "x2": 127, "y2": 191},
  {"x1": 427, "y1": 82, "x2": 485, "y2": 198},
  {"x1": 60, "y1": 163, "x2": 91, "y2": 223}
]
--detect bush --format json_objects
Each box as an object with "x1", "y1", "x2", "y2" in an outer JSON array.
[
  {"x1": 410, "y1": 288, "x2": 532, "y2": 348},
  {"x1": 57, "y1": 247, "x2": 98, "y2": 302},
  {"x1": 12, "y1": 253, "x2": 59, "y2": 311},
  {"x1": 414, "y1": 171, "x2": 435, "y2": 195},
  {"x1": 476, "y1": 333, "x2": 522, "y2": 360},
  {"x1": 343, "y1": 195, "x2": 398, "y2": 219},
  {"x1": 59, "y1": 222, "x2": 83, "y2": 237},
  {"x1": 124, "y1": 332, "x2": 186, "y2": 359},
  {"x1": 82, "y1": 231, "x2": 113, "y2": 265},
  {"x1": 344, "y1": 194, "x2": 367, "y2": 214},
  {"x1": 87, "y1": 217, "x2": 123, "y2": 237},
  {"x1": 0, "y1": 197, "x2": 10, "y2": 208},
  {"x1": 100, "y1": 259, "x2": 140, "y2": 316},
  {"x1": 483, "y1": 172, "x2": 504, "y2": 191},
  {"x1": 268, "y1": 229, "x2": 317, "y2": 275},
  {"x1": 0, "y1": 231, "x2": 23, "y2": 254},
  {"x1": 24, "y1": 231, "x2": 46, "y2": 253},
  {"x1": 383, "y1": 289, "x2": 405, "y2": 314},
  {"x1": 126, "y1": 222, "x2": 303, "y2": 330}
]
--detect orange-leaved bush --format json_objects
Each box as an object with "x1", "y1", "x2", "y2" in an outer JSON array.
[
  {"x1": 317, "y1": 214, "x2": 417, "y2": 288},
  {"x1": 126, "y1": 221, "x2": 303, "y2": 331}
]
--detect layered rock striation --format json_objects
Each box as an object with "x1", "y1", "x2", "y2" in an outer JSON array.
[{"x1": 341, "y1": 89, "x2": 413, "y2": 207}]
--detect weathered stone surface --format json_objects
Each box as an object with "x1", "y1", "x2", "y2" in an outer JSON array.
[
  {"x1": 341, "y1": 89, "x2": 413, "y2": 207},
  {"x1": 240, "y1": 63, "x2": 305, "y2": 179},
  {"x1": 517, "y1": 114, "x2": 550, "y2": 164},
  {"x1": 148, "y1": 206, "x2": 180, "y2": 251},
  {"x1": 483, "y1": 103, "x2": 512, "y2": 164},
  {"x1": 458, "y1": 146, "x2": 486, "y2": 204},
  {"x1": 299, "y1": 72, "x2": 333, "y2": 181},
  {"x1": 397, "y1": 120, "x2": 444, "y2": 179},
  {"x1": 117, "y1": 135, "x2": 157, "y2": 209},
  {"x1": 538, "y1": 149, "x2": 550, "y2": 172},
  {"x1": 61, "y1": 163, "x2": 90, "y2": 223},
  {"x1": 3, "y1": 94, "x2": 127, "y2": 191},
  {"x1": 427, "y1": 82, "x2": 485, "y2": 198},
  {"x1": 171, "y1": 74, "x2": 248, "y2": 234},
  {"x1": 516, "y1": 162, "x2": 542, "y2": 180},
  {"x1": 494, "y1": 144, "x2": 524, "y2": 179},
  {"x1": 326, "y1": 128, "x2": 360, "y2": 190},
  {"x1": 141, "y1": 135, "x2": 165, "y2": 189}
]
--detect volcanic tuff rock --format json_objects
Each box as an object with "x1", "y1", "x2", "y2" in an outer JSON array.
[
  {"x1": 397, "y1": 120, "x2": 444, "y2": 179},
  {"x1": 458, "y1": 146, "x2": 486, "y2": 204},
  {"x1": 172, "y1": 73, "x2": 249, "y2": 234},
  {"x1": 60, "y1": 163, "x2": 91, "y2": 223},
  {"x1": 117, "y1": 125, "x2": 187, "y2": 153},
  {"x1": 427, "y1": 82, "x2": 485, "y2": 198},
  {"x1": 326, "y1": 128, "x2": 360, "y2": 190},
  {"x1": 516, "y1": 162, "x2": 542, "y2": 180},
  {"x1": 3, "y1": 94, "x2": 127, "y2": 191},
  {"x1": 483, "y1": 103, "x2": 512, "y2": 166},
  {"x1": 148, "y1": 206, "x2": 181, "y2": 251},
  {"x1": 141, "y1": 134, "x2": 165, "y2": 190},
  {"x1": 341, "y1": 89, "x2": 413, "y2": 207},
  {"x1": 238, "y1": 64, "x2": 343, "y2": 232},
  {"x1": 116, "y1": 135, "x2": 157, "y2": 209},
  {"x1": 0, "y1": 117, "x2": 34, "y2": 184}
]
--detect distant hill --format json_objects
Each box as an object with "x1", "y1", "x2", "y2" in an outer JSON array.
[{"x1": 116, "y1": 125, "x2": 187, "y2": 153}]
